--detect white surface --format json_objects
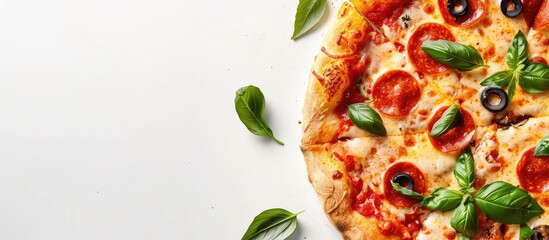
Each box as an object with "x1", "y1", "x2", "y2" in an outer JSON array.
[{"x1": 0, "y1": 0, "x2": 344, "y2": 239}]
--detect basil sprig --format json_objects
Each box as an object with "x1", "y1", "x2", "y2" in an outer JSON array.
[
  {"x1": 481, "y1": 30, "x2": 549, "y2": 101},
  {"x1": 235, "y1": 86, "x2": 284, "y2": 145},
  {"x1": 421, "y1": 40, "x2": 486, "y2": 71},
  {"x1": 520, "y1": 224, "x2": 534, "y2": 240},
  {"x1": 451, "y1": 197, "x2": 478, "y2": 238},
  {"x1": 454, "y1": 148, "x2": 475, "y2": 190},
  {"x1": 475, "y1": 181, "x2": 544, "y2": 224},
  {"x1": 242, "y1": 208, "x2": 303, "y2": 240},
  {"x1": 391, "y1": 180, "x2": 424, "y2": 199},
  {"x1": 430, "y1": 105, "x2": 462, "y2": 138},
  {"x1": 291, "y1": 0, "x2": 327, "y2": 40},
  {"x1": 348, "y1": 103, "x2": 387, "y2": 136},
  {"x1": 534, "y1": 135, "x2": 549, "y2": 156},
  {"x1": 392, "y1": 146, "x2": 544, "y2": 236}
]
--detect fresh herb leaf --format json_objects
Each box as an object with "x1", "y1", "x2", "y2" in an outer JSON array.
[
  {"x1": 475, "y1": 181, "x2": 544, "y2": 224},
  {"x1": 430, "y1": 105, "x2": 462, "y2": 138},
  {"x1": 519, "y1": 63, "x2": 549, "y2": 93},
  {"x1": 507, "y1": 31, "x2": 528, "y2": 70},
  {"x1": 348, "y1": 103, "x2": 387, "y2": 136},
  {"x1": 480, "y1": 70, "x2": 514, "y2": 88},
  {"x1": 451, "y1": 199, "x2": 478, "y2": 238},
  {"x1": 455, "y1": 147, "x2": 475, "y2": 189},
  {"x1": 534, "y1": 135, "x2": 549, "y2": 156},
  {"x1": 508, "y1": 76, "x2": 517, "y2": 101},
  {"x1": 519, "y1": 223, "x2": 534, "y2": 240},
  {"x1": 291, "y1": 0, "x2": 327, "y2": 40},
  {"x1": 242, "y1": 208, "x2": 303, "y2": 240},
  {"x1": 235, "y1": 86, "x2": 284, "y2": 145},
  {"x1": 420, "y1": 188, "x2": 463, "y2": 211},
  {"x1": 391, "y1": 180, "x2": 424, "y2": 199},
  {"x1": 421, "y1": 40, "x2": 486, "y2": 71}
]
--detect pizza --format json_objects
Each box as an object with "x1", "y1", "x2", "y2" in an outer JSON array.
[{"x1": 300, "y1": 0, "x2": 549, "y2": 239}]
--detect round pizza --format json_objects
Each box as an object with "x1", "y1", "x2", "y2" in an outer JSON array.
[{"x1": 300, "y1": 0, "x2": 549, "y2": 239}]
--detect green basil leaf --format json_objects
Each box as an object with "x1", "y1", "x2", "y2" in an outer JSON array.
[
  {"x1": 480, "y1": 70, "x2": 513, "y2": 88},
  {"x1": 534, "y1": 135, "x2": 549, "y2": 156},
  {"x1": 430, "y1": 105, "x2": 462, "y2": 138},
  {"x1": 475, "y1": 181, "x2": 544, "y2": 224},
  {"x1": 291, "y1": 0, "x2": 327, "y2": 40},
  {"x1": 519, "y1": 223, "x2": 534, "y2": 240},
  {"x1": 391, "y1": 180, "x2": 424, "y2": 199},
  {"x1": 519, "y1": 63, "x2": 549, "y2": 93},
  {"x1": 348, "y1": 103, "x2": 387, "y2": 136},
  {"x1": 451, "y1": 199, "x2": 478, "y2": 238},
  {"x1": 421, "y1": 40, "x2": 486, "y2": 71},
  {"x1": 508, "y1": 76, "x2": 517, "y2": 102},
  {"x1": 242, "y1": 208, "x2": 303, "y2": 240},
  {"x1": 420, "y1": 188, "x2": 462, "y2": 211},
  {"x1": 235, "y1": 86, "x2": 284, "y2": 145},
  {"x1": 507, "y1": 30, "x2": 528, "y2": 70},
  {"x1": 455, "y1": 147, "x2": 475, "y2": 189}
]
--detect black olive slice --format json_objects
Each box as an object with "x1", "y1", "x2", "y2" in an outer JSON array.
[
  {"x1": 532, "y1": 225, "x2": 549, "y2": 240},
  {"x1": 480, "y1": 87, "x2": 509, "y2": 112},
  {"x1": 447, "y1": 0, "x2": 470, "y2": 18},
  {"x1": 500, "y1": 0, "x2": 522, "y2": 18},
  {"x1": 392, "y1": 173, "x2": 414, "y2": 190}
]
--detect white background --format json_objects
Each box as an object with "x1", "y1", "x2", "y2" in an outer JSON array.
[{"x1": 0, "y1": 0, "x2": 344, "y2": 239}]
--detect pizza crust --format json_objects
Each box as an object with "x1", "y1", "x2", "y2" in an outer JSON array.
[
  {"x1": 301, "y1": 2, "x2": 371, "y2": 145},
  {"x1": 302, "y1": 143, "x2": 398, "y2": 240}
]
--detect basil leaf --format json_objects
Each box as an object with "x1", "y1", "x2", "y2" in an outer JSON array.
[
  {"x1": 421, "y1": 40, "x2": 486, "y2": 71},
  {"x1": 430, "y1": 105, "x2": 462, "y2": 138},
  {"x1": 451, "y1": 199, "x2": 478, "y2": 238},
  {"x1": 391, "y1": 180, "x2": 424, "y2": 199},
  {"x1": 455, "y1": 147, "x2": 475, "y2": 189},
  {"x1": 475, "y1": 181, "x2": 544, "y2": 224},
  {"x1": 507, "y1": 31, "x2": 528, "y2": 70},
  {"x1": 235, "y1": 86, "x2": 284, "y2": 145},
  {"x1": 348, "y1": 103, "x2": 387, "y2": 136},
  {"x1": 534, "y1": 135, "x2": 549, "y2": 156},
  {"x1": 508, "y1": 76, "x2": 517, "y2": 102},
  {"x1": 480, "y1": 70, "x2": 513, "y2": 88},
  {"x1": 420, "y1": 188, "x2": 462, "y2": 211},
  {"x1": 242, "y1": 208, "x2": 303, "y2": 240},
  {"x1": 291, "y1": 0, "x2": 327, "y2": 40},
  {"x1": 519, "y1": 63, "x2": 549, "y2": 93},
  {"x1": 519, "y1": 223, "x2": 534, "y2": 240}
]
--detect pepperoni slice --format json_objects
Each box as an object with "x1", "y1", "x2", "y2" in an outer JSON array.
[
  {"x1": 517, "y1": 147, "x2": 549, "y2": 193},
  {"x1": 407, "y1": 23, "x2": 455, "y2": 74},
  {"x1": 427, "y1": 106, "x2": 475, "y2": 152},
  {"x1": 530, "y1": 56, "x2": 548, "y2": 65},
  {"x1": 383, "y1": 162, "x2": 426, "y2": 208},
  {"x1": 438, "y1": 0, "x2": 487, "y2": 27},
  {"x1": 372, "y1": 70, "x2": 421, "y2": 116}
]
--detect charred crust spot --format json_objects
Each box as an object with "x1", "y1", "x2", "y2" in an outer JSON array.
[
  {"x1": 494, "y1": 113, "x2": 531, "y2": 129},
  {"x1": 335, "y1": 222, "x2": 347, "y2": 232}
]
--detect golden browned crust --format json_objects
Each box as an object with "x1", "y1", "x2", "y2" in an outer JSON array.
[
  {"x1": 301, "y1": 143, "x2": 397, "y2": 240},
  {"x1": 301, "y1": 2, "x2": 370, "y2": 145}
]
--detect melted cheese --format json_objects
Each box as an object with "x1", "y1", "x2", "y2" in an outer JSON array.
[{"x1": 416, "y1": 212, "x2": 454, "y2": 240}]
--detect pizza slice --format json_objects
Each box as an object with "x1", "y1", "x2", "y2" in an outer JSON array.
[
  {"x1": 302, "y1": 2, "x2": 372, "y2": 145},
  {"x1": 302, "y1": 124, "x2": 492, "y2": 239}
]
